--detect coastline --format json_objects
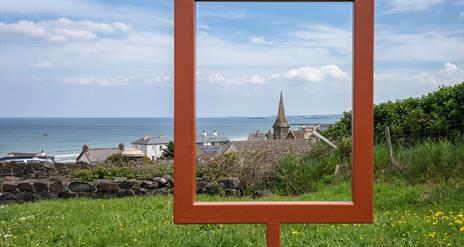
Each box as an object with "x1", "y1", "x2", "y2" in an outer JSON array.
[{"x1": 0, "y1": 116, "x2": 339, "y2": 159}]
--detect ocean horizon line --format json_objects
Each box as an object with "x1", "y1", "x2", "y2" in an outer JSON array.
[{"x1": 0, "y1": 114, "x2": 342, "y2": 119}]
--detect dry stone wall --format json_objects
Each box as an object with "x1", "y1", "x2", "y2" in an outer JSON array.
[{"x1": 0, "y1": 162, "x2": 242, "y2": 203}]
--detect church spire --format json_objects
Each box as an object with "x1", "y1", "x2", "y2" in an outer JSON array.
[
  {"x1": 273, "y1": 91, "x2": 290, "y2": 139},
  {"x1": 273, "y1": 91, "x2": 289, "y2": 128}
]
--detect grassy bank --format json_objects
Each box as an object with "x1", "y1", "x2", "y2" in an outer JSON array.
[{"x1": 1, "y1": 181, "x2": 463, "y2": 247}]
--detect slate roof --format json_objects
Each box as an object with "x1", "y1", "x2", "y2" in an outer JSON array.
[
  {"x1": 225, "y1": 140, "x2": 311, "y2": 158},
  {"x1": 132, "y1": 136, "x2": 171, "y2": 145},
  {"x1": 289, "y1": 129, "x2": 306, "y2": 140},
  {"x1": 247, "y1": 131, "x2": 274, "y2": 141},
  {"x1": 76, "y1": 148, "x2": 120, "y2": 164},
  {"x1": 122, "y1": 148, "x2": 145, "y2": 157},
  {"x1": 196, "y1": 135, "x2": 230, "y2": 144},
  {"x1": 196, "y1": 144, "x2": 230, "y2": 156}
]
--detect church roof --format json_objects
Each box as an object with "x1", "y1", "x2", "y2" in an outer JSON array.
[{"x1": 273, "y1": 91, "x2": 290, "y2": 128}]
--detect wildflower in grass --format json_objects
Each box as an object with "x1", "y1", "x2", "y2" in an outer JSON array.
[
  {"x1": 290, "y1": 228, "x2": 298, "y2": 235},
  {"x1": 428, "y1": 232, "x2": 436, "y2": 238},
  {"x1": 460, "y1": 226, "x2": 464, "y2": 233}
]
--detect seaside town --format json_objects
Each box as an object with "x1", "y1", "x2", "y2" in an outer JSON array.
[{"x1": 0, "y1": 92, "x2": 336, "y2": 165}]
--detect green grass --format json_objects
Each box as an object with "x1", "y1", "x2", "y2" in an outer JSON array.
[{"x1": 1, "y1": 181, "x2": 463, "y2": 247}]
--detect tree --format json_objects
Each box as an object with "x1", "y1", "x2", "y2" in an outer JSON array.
[{"x1": 160, "y1": 141, "x2": 174, "y2": 160}]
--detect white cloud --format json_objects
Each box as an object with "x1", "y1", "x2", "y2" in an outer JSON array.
[
  {"x1": 376, "y1": 29, "x2": 463, "y2": 62},
  {"x1": 33, "y1": 61, "x2": 54, "y2": 69},
  {"x1": 197, "y1": 7, "x2": 247, "y2": 19},
  {"x1": 441, "y1": 62, "x2": 459, "y2": 75},
  {"x1": 249, "y1": 75, "x2": 267, "y2": 85},
  {"x1": 248, "y1": 36, "x2": 275, "y2": 45},
  {"x1": 383, "y1": 0, "x2": 445, "y2": 13},
  {"x1": 291, "y1": 24, "x2": 352, "y2": 53},
  {"x1": 64, "y1": 77, "x2": 131, "y2": 87},
  {"x1": 0, "y1": 18, "x2": 131, "y2": 43},
  {"x1": 270, "y1": 65, "x2": 349, "y2": 83},
  {"x1": 0, "y1": 0, "x2": 172, "y2": 28},
  {"x1": 203, "y1": 73, "x2": 268, "y2": 86},
  {"x1": 375, "y1": 63, "x2": 463, "y2": 102}
]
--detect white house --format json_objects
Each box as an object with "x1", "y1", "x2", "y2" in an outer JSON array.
[{"x1": 131, "y1": 136, "x2": 171, "y2": 160}]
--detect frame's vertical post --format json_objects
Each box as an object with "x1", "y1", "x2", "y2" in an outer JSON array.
[
  {"x1": 352, "y1": 0, "x2": 374, "y2": 219},
  {"x1": 174, "y1": 0, "x2": 197, "y2": 223},
  {"x1": 266, "y1": 223, "x2": 280, "y2": 247}
]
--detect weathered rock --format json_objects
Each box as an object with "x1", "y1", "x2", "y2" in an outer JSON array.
[
  {"x1": 113, "y1": 177, "x2": 127, "y2": 183},
  {"x1": 152, "y1": 188, "x2": 170, "y2": 195},
  {"x1": 197, "y1": 181, "x2": 223, "y2": 195},
  {"x1": 118, "y1": 180, "x2": 139, "y2": 190},
  {"x1": 153, "y1": 176, "x2": 166, "y2": 185},
  {"x1": 58, "y1": 191, "x2": 77, "y2": 199},
  {"x1": 135, "y1": 188, "x2": 148, "y2": 196},
  {"x1": 69, "y1": 181, "x2": 95, "y2": 193},
  {"x1": 20, "y1": 192, "x2": 37, "y2": 201},
  {"x1": 218, "y1": 177, "x2": 240, "y2": 190},
  {"x1": 17, "y1": 182, "x2": 34, "y2": 192},
  {"x1": 2, "y1": 183, "x2": 17, "y2": 192},
  {"x1": 97, "y1": 181, "x2": 119, "y2": 193},
  {"x1": 140, "y1": 180, "x2": 158, "y2": 189},
  {"x1": 116, "y1": 189, "x2": 135, "y2": 197},
  {"x1": 49, "y1": 180, "x2": 64, "y2": 192},
  {"x1": 3, "y1": 176, "x2": 19, "y2": 182},
  {"x1": 33, "y1": 181, "x2": 48, "y2": 192},
  {"x1": 162, "y1": 175, "x2": 174, "y2": 186},
  {"x1": 224, "y1": 189, "x2": 238, "y2": 196},
  {"x1": 0, "y1": 192, "x2": 17, "y2": 203},
  {"x1": 253, "y1": 189, "x2": 273, "y2": 198}
]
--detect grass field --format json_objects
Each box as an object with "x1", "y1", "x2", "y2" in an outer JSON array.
[{"x1": 1, "y1": 181, "x2": 463, "y2": 247}]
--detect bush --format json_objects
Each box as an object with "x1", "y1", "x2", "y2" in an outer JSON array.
[
  {"x1": 324, "y1": 82, "x2": 464, "y2": 146},
  {"x1": 73, "y1": 161, "x2": 173, "y2": 181}
]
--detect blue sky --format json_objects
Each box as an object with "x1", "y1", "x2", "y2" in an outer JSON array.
[{"x1": 0, "y1": 0, "x2": 463, "y2": 117}]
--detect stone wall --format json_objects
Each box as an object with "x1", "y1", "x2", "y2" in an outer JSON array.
[
  {"x1": 0, "y1": 175, "x2": 174, "y2": 203},
  {"x1": 0, "y1": 162, "x2": 244, "y2": 203},
  {"x1": 0, "y1": 162, "x2": 92, "y2": 179}
]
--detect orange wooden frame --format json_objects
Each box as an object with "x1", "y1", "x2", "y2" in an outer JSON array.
[{"x1": 174, "y1": 0, "x2": 374, "y2": 245}]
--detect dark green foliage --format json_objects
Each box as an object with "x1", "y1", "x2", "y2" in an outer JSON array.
[
  {"x1": 160, "y1": 141, "x2": 174, "y2": 160},
  {"x1": 271, "y1": 144, "x2": 344, "y2": 195},
  {"x1": 73, "y1": 162, "x2": 173, "y2": 181},
  {"x1": 105, "y1": 153, "x2": 123, "y2": 163},
  {"x1": 324, "y1": 82, "x2": 464, "y2": 145}
]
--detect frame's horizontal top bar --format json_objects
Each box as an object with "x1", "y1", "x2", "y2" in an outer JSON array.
[{"x1": 196, "y1": 0, "x2": 354, "y2": 2}]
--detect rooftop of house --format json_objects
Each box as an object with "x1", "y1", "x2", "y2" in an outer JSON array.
[
  {"x1": 122, "y1": 148, "x2": 145, "y2": 157},
  {"x1": 196, "y1": 131, "x2": 230, "y2": 143},
  {"x1": 76, "y1": 147, "x2": 120, "y2": 163},
  {"x1": 247, "y1": 130, "x2": 274, "y2": 141},
  {"x1": 132, "y1": 136, "x2": 171, "y2": 145},
  {"x1": 196, "y1": 144, "x2": 231, "y2": 156},
  {"x1": 225, "y1": 139, "x2": 311, "y2": 157}
]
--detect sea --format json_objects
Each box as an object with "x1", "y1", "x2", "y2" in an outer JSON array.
[{"x1": 0, "y1": 116, "x2": 340, "y2": 162}]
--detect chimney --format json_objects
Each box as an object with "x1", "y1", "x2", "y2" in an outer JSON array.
[
  {"x1": 118, "y1": 143, "x2": 125, "y2": 151},
  {"x1": 144, "y1": 136, "x2": 150, "y2": 141},
  {"x1": 202, "y1": 130, "x2": 207, "y2": 137},
  {"x1": 213, "y1": 130, "x2": 218, "y2": 136},
  {"x1": 82, "y1": 144, "x2": 89, "y2": 153},
  {"x1": 159, "y1": 134, "x2": 164, "y2": 138}
]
